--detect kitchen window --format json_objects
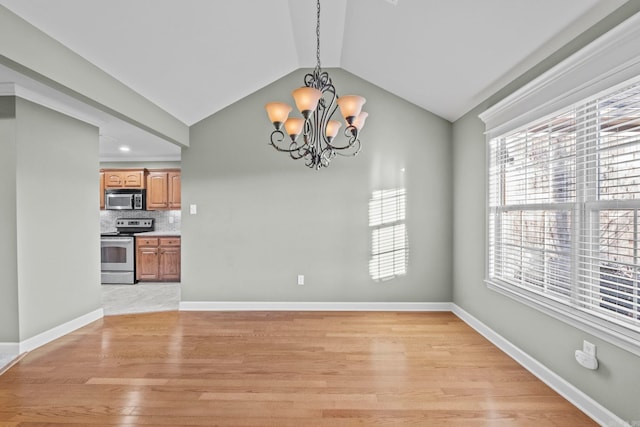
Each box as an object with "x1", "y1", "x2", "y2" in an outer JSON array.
[{"x1": 487, "y1": 78, "x2": 640, "y2": 354}]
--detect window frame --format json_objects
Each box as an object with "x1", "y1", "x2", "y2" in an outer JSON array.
[
  {"x1": 485, "y1": 84, "x2": 640, "y2": 357},
  {"x1": 479, "y1": 13, "x2": 640, "y2": 357}
]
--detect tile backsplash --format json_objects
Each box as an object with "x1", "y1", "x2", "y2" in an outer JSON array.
[{"x1": 100, "y1": 210, "x2": 181, "y2": 233}]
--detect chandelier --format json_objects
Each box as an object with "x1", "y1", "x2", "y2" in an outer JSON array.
[{"x1": 265, "y1": 0, "x2": 368, "y2": 170}]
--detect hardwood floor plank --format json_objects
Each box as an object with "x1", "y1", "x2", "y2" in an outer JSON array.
[{"x1": 0, "y1": 311, "x2": 598, "y2": 425}]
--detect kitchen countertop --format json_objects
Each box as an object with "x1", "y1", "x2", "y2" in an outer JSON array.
[{"x1": 134, "y1": 231, "x2": 181, "y2": 237}]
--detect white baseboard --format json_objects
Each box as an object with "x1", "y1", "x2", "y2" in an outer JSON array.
[
  {"x1": 19, "y1": 308, "x2": 104, "y2": 354},
  {"x1": 451, "y1": 304, "x2": 629, "y2": 427},
  {"x1": 179, "y1": 301, "x2": 454, "y2": 312},
  {"x1": 0, "y1": 343, "x2": 19, "y2": 357}
]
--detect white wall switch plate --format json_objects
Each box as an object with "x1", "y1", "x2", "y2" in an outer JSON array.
[
  {"x1": 297, "y1": 275, "x2": 304, "y2": 285},
  {"x1": 190, "y1": 204, "x2": 197, "y2": 215}
]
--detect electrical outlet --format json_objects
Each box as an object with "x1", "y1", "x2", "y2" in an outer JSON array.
[
  {"x1": 583, "y1": 340, "x2": 597, "y2": 357},
  {"x1": 297, "y1": 275, "x2": 304, "y2": 285}
]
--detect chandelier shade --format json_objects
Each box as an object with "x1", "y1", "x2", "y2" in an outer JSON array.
[
  {"x1": 265, "y1": 102, "x2": 292, "y2": 130},
  {"x1": 265, "y1": 0, "x2": 368, "y2": 170},
  {"x1": 284, "y1": 117, "x2": 305, "y2": 141},
  {"x1": 325, "y1": 120, "x2": 342, "y2": 141},
  {"x1": 292, "y1": 87, "x2": 323, "y2": 118},
  {"x1": 353, "y1": 112, "x2": 369, "y2": 130},
  {"x1": 337, "y1": 95, "x2": 366, "y2": 124}
]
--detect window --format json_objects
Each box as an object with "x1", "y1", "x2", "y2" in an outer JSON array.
[
  {"x1": 488, "y1": 79, "x2": 640, "y2": 352},
  {"x1": 369, "y1": 188, "x2": 408, "y2": 281}
]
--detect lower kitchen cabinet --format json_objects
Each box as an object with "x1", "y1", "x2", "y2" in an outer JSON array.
[
  {"x1": 136, "y1": 236, "x2": 181, "y2": 282},
  {"x1": 137, "y1": 238, "x2": 160, "y2": 281},
  {"x1": 159, "y1": 241, "x2": 181, "y2": 281}
]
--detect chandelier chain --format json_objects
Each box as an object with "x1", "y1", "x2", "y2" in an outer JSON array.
[{"x1": 316, "y1": 0, "x2": 321, "y2": 71}]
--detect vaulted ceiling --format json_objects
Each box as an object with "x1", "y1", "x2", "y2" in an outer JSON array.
[{"x1": 0, "y1": 0, "x2": 628, "y2": 159}]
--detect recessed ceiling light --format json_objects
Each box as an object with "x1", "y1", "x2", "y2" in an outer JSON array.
[{"x1": 119, "y1": 146, "x2": 131, "y2": 152}]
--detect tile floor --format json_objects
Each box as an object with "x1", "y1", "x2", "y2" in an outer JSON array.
[{"x1": 101, "y1": 283, "x2": 180, "y2": 316}]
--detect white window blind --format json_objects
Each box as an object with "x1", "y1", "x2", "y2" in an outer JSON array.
[
  {"x1": 369, "y1": 188, "x2": 408, "y2": 281},
  {"x1": 488, "y1": 79, "x2": 640, "y2": 350}
]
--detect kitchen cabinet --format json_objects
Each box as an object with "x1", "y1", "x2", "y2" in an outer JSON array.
[
  {"x1": 168, "y1": 172, "x2": 181, "y2": 209},
  {"x1": 146, "y1": 173, "x2": 167, "y2": 210},
  {"x1": 136, "y1": 236, "x2": 181, "y2": 282},
  {"x1": 136, "y1": 237, "x2": 160, "y2": 281},
  {"x1": 146, "y1": 169, "x2": 181, "y2": 210},
  {"x1": 103, "y1": 169, "x2": 146, "y2": 189},
  {"x1": 159, "y1": 238, "x2": 181, "y2": 281},
  {"x1": 99, "y1": 171, "x2": 105, "y2": 210}
]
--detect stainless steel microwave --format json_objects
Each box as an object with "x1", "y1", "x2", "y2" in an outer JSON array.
[{"x1": 105, "y1": 189, "x2": 146, "y2": 210}]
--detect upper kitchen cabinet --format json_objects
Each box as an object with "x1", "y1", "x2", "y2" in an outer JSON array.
[
  {"x1": 168, "y1": 172, "x2": 181, "y2": 210},
  {"x1": 103, "y1": 169, "x2": 146, "y2": 189},
  {"x1": 146, "y1": 169, "x2": 181, "y2": 210},
  {"x1": 99, "y1": 171, "x2": 105, "y2": 209}
]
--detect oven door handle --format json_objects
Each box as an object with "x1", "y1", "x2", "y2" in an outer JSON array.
[{"x1": 102, "y1": 238, "x2": 133, "y2": 243}]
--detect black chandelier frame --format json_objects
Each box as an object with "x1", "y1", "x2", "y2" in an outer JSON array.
[
  {"x1": 267, "y1": 0, "x2": 363, "y2": 170},
  {"x1": 268, "y1": 67, "x2": 361, "y2": 170}
]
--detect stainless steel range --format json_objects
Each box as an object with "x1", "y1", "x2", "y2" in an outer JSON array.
[{"x1": 101, "y1": 218, "x2": 154, "y2": 284}]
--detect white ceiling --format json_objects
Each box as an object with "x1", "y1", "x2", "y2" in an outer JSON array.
[{"x1": 0, "y1": 0, "x2": 629, "y2": 161}]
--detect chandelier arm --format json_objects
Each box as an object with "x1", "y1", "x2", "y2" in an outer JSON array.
[
  {"x1": 290, "y1": 133, "x2": 311, "y2": 160},
  {"x1": 270, "y1": 130, "x2": 307, "y2": 154},
  {"x1": 325, "y1": 125, "x2": 358, "y2": 150},
  {"x1": 327, "y1": 125, "x2": 362, "y2": 157},
  {"x1": 315, "y1": 71, "x2": 338, "y2": 150},
  {"x1": 303, "y1": 72, "x2": 316, "y2": 88},
  {"x1": 321, "y1": 107, "x2": 341, "y2": 151},
  {"x1": 320, "y1": 145, "x2": 336, "y2": 164},
  {"x1": 307, "y1": 130, "x2": 322, "y2": 169},
  {"x1": 304, "y1": 142, "x2": 321, "y2": 169},
  {"x1": 304, "y1": 114, "x2": 318, "y2": 161},
  {"x1": 305, "y1": 156, "x2": 315, "y2": 169},
  {"x1": 289, "y1": 146, "x2": 308, "y2": 160},
  {"x1": 334, "y1": 138, "x2": 361, "y2": 157}
]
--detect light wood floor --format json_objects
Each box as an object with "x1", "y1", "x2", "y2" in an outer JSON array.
[{"x1": 0, "y1": 311, "x2": 596, "y2": 426}]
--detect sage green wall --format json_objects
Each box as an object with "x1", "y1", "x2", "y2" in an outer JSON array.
[
  {"x1": 0, "y1": 97, "x2": 19, "y2": 343},
  {"x1": 452, "y1": 3, "x2": 640, "y2": 422},
  {"x1": 183, "y1": 68, "x2": 452, "y2": 302},
  {"x1": 15, "y1": 98, "x2": 102, "y2": 340},
  {"x1": 0, "y1": 5, "x2": 188, "y2": 147}
]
